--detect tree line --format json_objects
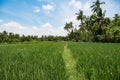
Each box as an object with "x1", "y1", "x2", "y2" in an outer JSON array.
[
  {"x1": 64, "y1": 0, "x2": 120, "y2": 42},
  {"x1": 0, "y1": 31, "x2": 67, "y2": 43},
  {"x1": 0, "y1": 0, "x2": 120, "y2": 43}
]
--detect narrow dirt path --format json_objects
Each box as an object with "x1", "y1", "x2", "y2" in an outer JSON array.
[{"x1": 63, "y1": 44, "x2": 77, "y2": 80}]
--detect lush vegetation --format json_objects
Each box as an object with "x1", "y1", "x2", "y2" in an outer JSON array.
[
  {"x1": 0, "y1": 42, "x2": 67, "y2": 80},
  {"x1": 0, "y1": 0, "x2": 120, "y2": 43},
  {"x1": 0, "y1": 31, "x2": 66, "y2": 43},
  {"x1": 0, "y1": 42, "x2": 120, "y2": 80},
  {"x1": 68, "y1": 42, "x2": 120, "y2": 80},
  {"x1": 64, "y1": 0, "x2": 120, "y2": 42},
  {"x1": 0, "y1": 0, "x2": 120, "y2": 80}
]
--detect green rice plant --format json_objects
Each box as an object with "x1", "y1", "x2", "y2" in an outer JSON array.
[
  {"x1": 68, "y1": 42, "x2": 120, "y2": 80},
  {"x1": 1, "y1": 41, "x2": 120, "y2": 80},
  {"x1": 0, "y1": 42, "x2": 67, "y2": 80}
]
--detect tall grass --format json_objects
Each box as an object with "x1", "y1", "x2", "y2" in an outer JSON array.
[
  {"x1": 0, "y1": 42, "x2": 67, "y2": 80},
  {"x1": 1, "y1": 42, "x2": 120, "y2": 80},
  {"x1": 68, "y1": 42, "x2": 120, "y2": 80}
]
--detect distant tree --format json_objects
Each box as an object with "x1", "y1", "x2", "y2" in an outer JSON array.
[
  {"x1": 20, "y1": 35, "x2": 26, "y2": 42},
  {"x1": 113, "y1": 14, "x2": 120, "y2": 26},
  {"x1": 2, "y1": 31, "x2": 9, "y2": 42},
  {"x1": 76, "y1": 10, "x2": 84, "y2": 25},
  {"x1": 90, "y1": 0, "x2": 106, "y2": 29},
  {"x1": 84, "y1": 16, "x2": 91, "y2": 31},
  {"x1": 76, "y1": 10, "x2": 86, "y2": 31},
  {"x1": 9, "y1": 32, "x2": 14, "y2": 39},
  {"x1": 64, "y1": 22, "x2": 74, "y2": 33},
  {"x1": 90, "y1": 0, "x2": 105, "y2": 14},
  {"x1": 104, "y1": 17, "x2": 111, "y2": 27}
]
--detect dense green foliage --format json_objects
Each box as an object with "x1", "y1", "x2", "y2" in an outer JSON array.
[
  {"x1": 0, "y1": 0, "x2": 120, "y2": 43},
  {"x1": 0, "y1": 42, "x2": 120, "y2": 80},
  {"x1": 0, "y1": 42, "x2": 67, "y2": 80},
  {"x1": 68, "y1": 42, "x2": 120, "y2": 80},
  {"x1": 0, "y1": 31, "x2": 67, "y2": 43},
  {"x1": 64, "y1": 0, "x2": 120, "y2": 42},
  {"x1": 0, "y1": 31, "x2": 39, "y2": 43},
  {"x1": 0, "y1": 0, "x2": 119, "y2": 80}
]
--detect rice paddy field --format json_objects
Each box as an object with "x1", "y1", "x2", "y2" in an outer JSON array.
[
  {"x1": 0, "y1": 42, "x2": 120, "y2": 80},
  {"x1": 68, "y1": 42, "x2": 120, "y2": 80}
]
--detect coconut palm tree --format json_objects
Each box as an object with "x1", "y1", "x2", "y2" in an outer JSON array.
[
  {"x1": 76, "y1": 10, "x2": 85, "y2": 26},
  {"x1": 113, "y1": 14, "x2": 120, "y2": 26},
  {"x1": 64, "y1": 22, "x2": 74, "y2": 33},
  {"x1": 76, "y1": 10, "x2": 86, "y2": 31},
  {"x1": 90, "y1": 0, "x2": 105, "y2": 14},
  {"x1": 90, "y1": 0, "x2": 106, "y2": 35},
  {"x1": 76, "y1": 10, "x2": 83, "y2": 23},
  {"x1": 104, "y1": 17, "x2": 111, "y2": 26}
]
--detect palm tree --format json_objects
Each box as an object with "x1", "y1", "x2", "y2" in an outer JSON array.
[
  {"x1": 90, "y1": 0, "x2": 105, "y2": 14},
  {"x1": 76, "y1": 10, "x2": 85, "y2": 26},
  {"x1": 64, "y1": 22, "x2": 74, "y2": 33},
  {"x1": 104, "y1": 17, "x2": 111, "y2": 26},
  {"x1": 113, "y1": 14, "x2": 120, "y2": 26},
  {"x1": 84, "y1": 16, "x2": 92, "y2": 31},
  {"x1": 76, "y1": 10, "x2": 86, "y2": 31},
  {"x1": 3, "y1": 31, "x2": 8, "y2": 36},
  {"x1": 9, "y1": 32, "x2": 14, "y2": 39},
  {"x1": 90, "y1": 0, "x2": 106, "y2": 35}
]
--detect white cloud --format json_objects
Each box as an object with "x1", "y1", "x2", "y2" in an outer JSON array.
[
  {"x1": 69, "y1": 0, "x2": 82, "y2": 9},
  {"x1": 0, "y1": 19, "x2": 3, "y2": 23},
  {"x1": 0, "y1": 21, "x2": 67, "y2": 37},
  {"x1": 69, "y1": 0, "x2": 91, "y2": 12},
  {"x1": 33, "y1": 6, "x2": 40, "y2": 13},
  {"x1": 65, "y1": 16, "x2": 79, "y2": 27},
  {"x1": 61, "y1": 0, "x2": 90, "y2": 27},
  {"x1": 65, "y1": 16, "x2": 76, "y2": 23},
  {"x1": 42, "y1": 4, "x2": 54, "y2": 11},
  {"x1": 83, "y1": 2, "x2": 91, "y2": 11},
  {"x1": 42, "y1": 23, "x2": 52, "y2": 28},
  {"x1": 101, "y1": 0, "x2": 120, "y2": 17}
]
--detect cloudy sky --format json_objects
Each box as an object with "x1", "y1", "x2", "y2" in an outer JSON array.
[{"x1": 0, "y1": 0, "x2": 120, "y2": 36}]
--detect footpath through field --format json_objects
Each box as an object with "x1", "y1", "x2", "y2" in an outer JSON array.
[{"x1": 63, "y1": 44, "x2": 77, "y2": 80}]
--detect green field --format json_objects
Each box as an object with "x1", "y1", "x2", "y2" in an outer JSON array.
[{"x1": 0, "y1": 42, "x2": 120, "y2": 80}]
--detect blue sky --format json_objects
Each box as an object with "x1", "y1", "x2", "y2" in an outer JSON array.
[{"x1": 0, "y1": 0, "x2": 120, "y2": 36}]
